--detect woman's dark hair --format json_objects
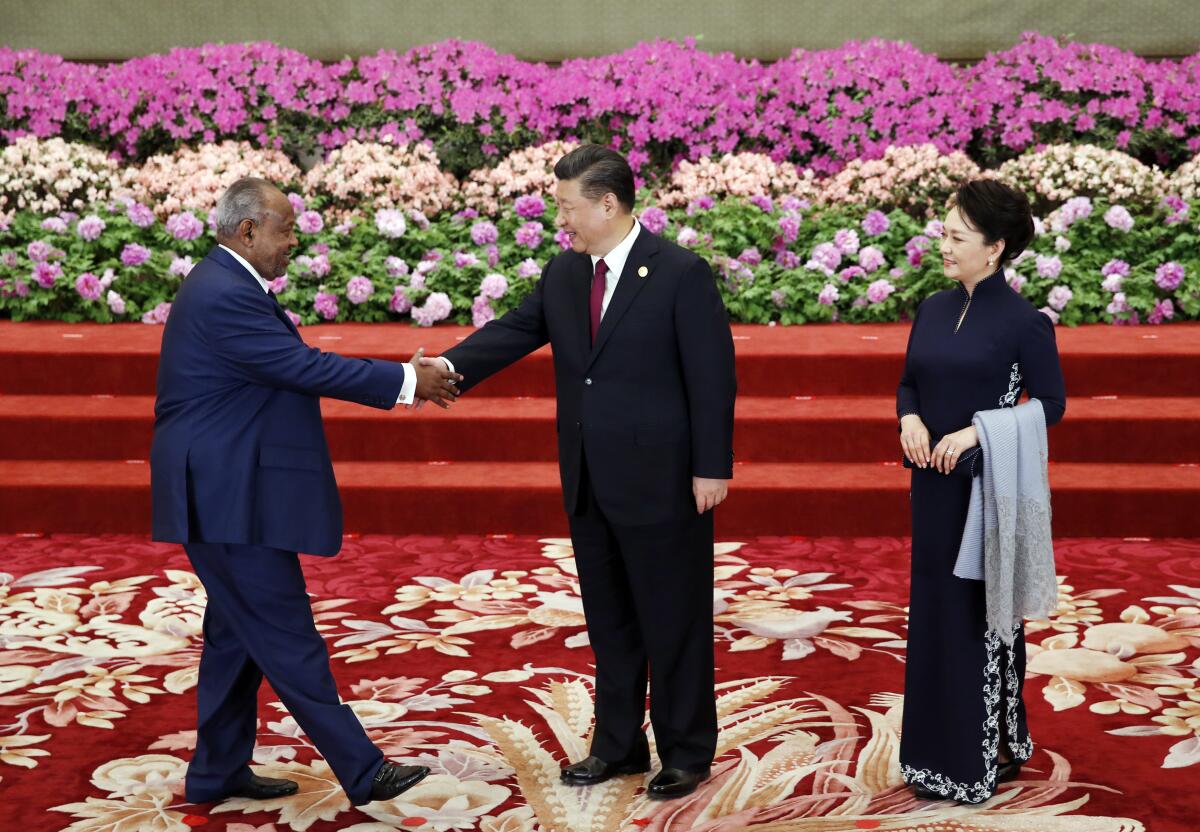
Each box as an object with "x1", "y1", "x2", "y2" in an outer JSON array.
[
  {"x1": 951, "y1": 179, "x2": 1035, "y2": 265},
  {"x1": 553, "y1": 144, "x2": 636, "y2": 212}
]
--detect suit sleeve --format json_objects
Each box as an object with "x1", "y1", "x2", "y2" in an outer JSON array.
[
  {"x1": 896, "y1": 302, "x2": 922, "y2": 421},
  {"x1": 675, "y1": 257, "x2": 736, "y2": 479},
  {"x1": 1020, "y1": 311, "x2": 1066, "y2": 428},
  {"x1": 442, "y1": 262, "x2": 551, "y2": 395},
  {"x1": 204, "y1": 285, "x2": 406, "y2": 409}
]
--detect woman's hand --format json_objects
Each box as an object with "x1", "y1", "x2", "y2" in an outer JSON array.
[
  {"x1": 900, "y1": 414, "x2": 931, "y2": 468},
  {"x1": 932, "y1": 426, "x2": 979, "y2": 474}
]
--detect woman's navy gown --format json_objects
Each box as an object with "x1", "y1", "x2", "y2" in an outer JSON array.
[{"x1": 896, "y1": 269, "x2": 1066, "y2": 803}]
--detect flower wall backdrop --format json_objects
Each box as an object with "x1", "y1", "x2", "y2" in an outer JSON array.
[{"x1": 1, "y1": 34, "x2": 1199, "y2": 326}]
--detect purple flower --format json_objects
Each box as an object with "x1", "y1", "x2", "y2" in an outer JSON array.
[
  {"x1": 74, "y1": 272, "x2": 102, "y2": 301},
  {"x1": 1036, "y1": 255, "x2": 1063, "y2": 279},
  {"x1": 471, "y1": 294, "x2": 494, "y2": 328},
  {"x1": 333, "y1": 221, "x2": 353, "y2": 235},
  {"x1": 285, "y1": 310, "x2": 302, "y2": 327},
  {"x1": 517, "y1": 258, "x2": 541, "y2": 279},
  {"x1": 770, "y1": 289, "x2": 787, "y2": 308},
  {"x1": 1148, "y1": 298, "x2": 1176, "y2": 324},
  {"x1": 866, "y1": 278, "x2": 895, "y2": 304},
  {"x1": 107, "y1": 290, "x2": 125, "y2": 315},
  {"x1": 385, "y1": 256, "x2": 409, "y2": 277},
  {"x1": 514, "y1": 194, "x2": 546, "y2": 218},
  {"x1": 834, "y1": 228, "x2": 860, "y2": 255},
  {"x1": 41, "y1": 217, "x2": 68, "y2": 233},
  {"x1": 310, "y1": 254, "x2": 331, "y2": 277},
  {"x1": 121, "y1": 244, "x2": 152, "y2": 267},
  {"x1": 806, "y1": 242, "x2": 842, "y2": 275},
  {"x1": 470, "y1": 220, "x2": 499, "y2": 246},
  {"x1": 862, "y1": 210, "x2": 891, "y2": 237},
  {"x1": 1162, "y1": 195, "x2": 1189, "y2": 225},
  {"x1": 639, "y1": 206, "x2": 669, "y2": 235},
  {"x1": 515, "y1": 221, "x2": 544, "y2": 249},
  {"x1": 905, "y1": 235, "x2": 931, "y2": 267},
  {"x1": 1039, "y1": 307, "x2": 1060, "y2": 325},
  {"x1": 166, "y1": 211, "x2": 205, "y2": 241},
  {"x1": 778, "y1": 214, "x2": 802, "y2": 244},
  {"x1": 1101, "y1": 273, "x2": 1124, "y2": 293},
  {"x1": 412, "y1": 292, "x2": 452, "y2": 327},
  {"x1": 676, "y1": 227, "x2": 700, "y2": 247},
  {"x1": 480, "y1": 273, "x2": 508, "y2": 299},
  {"x1": 818, "y1": 283, "x2": 840, "y2": 305},
  {"x1": 776, "y1": 250, "x2": 801, "y2": 269},
  {"x1": 1054, "y1": 236, "x2": 1071, "y2": 252},
  {"x1": 1047, "y1": 285, "x2": 1073, "y2": 311},
  {"x1": 269, "y1": 275, "x2": 288, "y2": 293},
  {"x1": 297, "y1": 210, "x2": 324, "y2": 234},
  {"x1": 1058, "y1": 196, "x2": 1093, "y2": 229},
  {"x1": 858, "y1": 245, "x2": 885, "y2": 273},
  {"x1": 389, "y1": 286, "x2": 412, "y2": 314},
  {"x1": 748, "y1": 195, "x2": 774, "y2": 213},
  {"x1": 924, "y1": 219, "x2": 945, "y2": 238},
  {"x1": 346, "y1": 275, "x2": 374, "y2": 304},
  {"x1": 77, "y1": 215, "x2": 106, "y2": 241},
  {"x1": 127, "y1": 202, "x2": 156, "y2": 228},
  {"x1": 555, "y1": 228, "x2": 573, "y2": 250},
  {"x1": 408, "y1": 210, "x2": 431, "y2": 230},
  {"x1": 287, "y1": 193, "x2": 306, "y2": 213},
  {"x1": 1103, "y1": 205, "x2": 1134, "y2": 232},
  {"x1": 838, "y1": 266, "x2": 867, "y2": 283},
  {"x1": 1107, "y1": 292, "x2": 1131, "y2": 315},
  {"x1": 738, "y1": 247, "x2": 762, "y2": 267},
  {"x1": 26, "y1": 240, "x2": 52, "y2": 262},
  {"x1": 455, "y1": 251, "x2": 480, "y2": 268},
  {"x1": 687, "y1": 196, "x2": 716, "y2": 215},
  {"x1": 781, "y1": 196, "x2": 809, "y2": 213},
  {"x1": 33, "y1": 261, "x2": 62, "y2": 288},
  {"x1": 169, "y1": 256, "x2": 195, "y2": 277},
  {"x1": 141, "y1": 301, "x2": 172, "y2": 325},
  {"x1": 1155, "y1": 261, "x2": 1185, "y2": 292},
  {"x1": 1006, "y1": 269, "x2": 1026, "y2": 293},
  {"x1": 486, "y1": 244, "x2": 500, "y2": 267},
  {"x1": 374, "y1": 209, "x2": 407, "y2": 238},
  {"x1": 1102, "y1": 259, "x2": 1130, "y2": 278},
  {"x1": 314, "y1": 291, "x2": 339, "y2": 320}
]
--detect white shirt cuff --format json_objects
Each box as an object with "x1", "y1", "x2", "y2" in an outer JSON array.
[
  {"x1": 397, "y1": 363, "x2": 417, "y2": 405},
  {"x1": 439, "y1": 356, "x2": 455, "y2": 374}
]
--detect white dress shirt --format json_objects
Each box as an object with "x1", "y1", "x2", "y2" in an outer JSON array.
[
  {"x1": 438, "y1": 218, "x2": 642, "y2": 378},
  {"x1": 219, "y1": 245, "x2": 417, "y2": 405}
]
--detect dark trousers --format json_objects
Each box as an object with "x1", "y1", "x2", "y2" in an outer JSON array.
[
  {"x1": 567, "y1": 457, "x2": 718, "y2": 772},
  {"x1": 183, "y1": 543, "x2": 384, "y2": 805}
]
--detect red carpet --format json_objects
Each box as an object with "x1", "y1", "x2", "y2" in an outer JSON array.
[
  {"x1": 1, "y1": 321, "x2": 1199, "y2": 538},
  {"x1": 0, "y1": 533, "x2": 1195, "y2": 832}
]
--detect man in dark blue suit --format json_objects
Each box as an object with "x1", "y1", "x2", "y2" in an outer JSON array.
[
  {"x1": 151, "y1": 178, "x2": 461, "y2": 806},
  {"x1": 429, "y1": 146, "x2": 736, "y2": 799}
]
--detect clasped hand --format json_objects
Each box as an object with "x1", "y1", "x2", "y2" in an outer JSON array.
[
  {"x1": 410, "y1": 348, "x2": 462, "y2": 409},
  {"x1": 900, "y1": 414, "x2": 978, "y2": 474}
]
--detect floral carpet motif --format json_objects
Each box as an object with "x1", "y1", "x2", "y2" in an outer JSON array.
[{"x1": 1, "y1": 535, "x2": 1196, "y2": 832}]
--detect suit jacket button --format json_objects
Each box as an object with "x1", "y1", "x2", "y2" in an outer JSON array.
[{"x1": 584, "y1": 378, "x2": 592, "y2": 385}]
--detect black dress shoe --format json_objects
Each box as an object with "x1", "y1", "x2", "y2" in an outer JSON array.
[
  {"x1": 560, "y1": 754, "x2": 651, "y2": 786},
  {"x1": 369, "y1": 762, "x2": 430, "y2": 801},
  {"x1": 229, "y1": 774, "x2": 300, "y2": 800},
  {"x1": 912, "y1": 784, "x2": 949, "y2": 801},
  {"x1": 997, "y1": 760, "x2": 1022, "y2": 783},
  {"x1": 646, "y1": 767, "x2": 710, "y2": 799}
]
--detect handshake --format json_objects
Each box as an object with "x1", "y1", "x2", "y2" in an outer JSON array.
[{"x1": 410, "y1": 348, "x2": 463, "y2": 409}]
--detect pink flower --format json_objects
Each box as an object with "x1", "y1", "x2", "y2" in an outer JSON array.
[
  {"x1": 858, "y1": 245, "x2": 885, "y2": 272},
  {"x1": 517, "y1": 258, "x2": 541, "y2": 278},
  {"x1": 834, "y1": 228, "x2": 860, "y2": 254},
  {"x1": 1147, "y1": 298, "x2": 1175, "y2": 324},
  {"x1": 269, "y1": 275, "x2": 288, "y2": 293},
  {"x1": 1047, "y1": 285, "x2": 1073, "y2": 311},
  {"x1": 169, "y1": 256, "x2": 195, "y2": 277},
  {"x1": 33, "y1": 261, "x2": 62, "y2": 287},
  {"x1": 514, "y1": 194, "x2": 546, "y2": 218},
  {"x1": 412, "y1": 291, "x2": 452, "y2": 326},
  {"x1": 121, "y1": 244, "x2": 152, "y2": 267},
  {"x1": 77, "y1": 215, "x2": 106, "y2": 241},
  {"x1": 26, "y1": 240, "x2": 52, "y2": 262},
  {"x1": 385, "y1": 256, "x2": 409, "y2": 277},
  {"x1": 1006, "y1": 268, "x2": 1026, "y2": 293},
  {"x1": 346, "y1": 276, "x2": 374, "y2": 304},
  {"x1": 1036, "y1": 255, "x2": 1063, "y2": 279},
  {"x1": 1102, "y1": 259, "x2": 1130, "y2": 278},
  {"x1": 374, "y1": 208, "x2": 407, "y2": 238},
  {"x1": 1107, "y1": 291, "x2": 1131, "y2": 315},
  {"x1": 314, "y1": 291, "x2": 339, "y2": 319},
  {"x1": 776, "y1": 250, "x2": 801, "y2": 269},
  {"x1": 676, "y1": 227, "x2": 700, "y2": 247},
  {"x1": 924, "y1": 219, "x2": 944, "y2": 238},
  {"x1": 107, "y1": 290, "x2": 126, "y2": 314},
  {"x1": 1155, "y1": 261, "x2": 1185, "y2": 291},
  {"x1": 838, "y1": 265, "x2": 867, "y2": 283},
  {"x1": 479, "y1": 273, "x2": 508, "y2": 299},
  {"x1": 297, "y1": 210, "x2": 324, "y2": 234},
  {"x1": 1162, "y1": 195, "x2": 1189, "y2": 225},
  {"x1": 806, "y1": 242, "x2": 842, "y2": 275},
  {"x1": 285, "y1": 310, "x2": 302, "y2": 327},
  {"x1": 141, "y1": 301, "x2": 172, "y2": 324},
  {"x1": 818, "y1": 283, "x2": 840, "y2": 305},
  {"x1": 166, "y1": 211, "x2": 205, "y2": 241},
  {"x1": 554, "y1": 228, "x2": 572, "y2": 250},
  {"x1": 470, "y1": 220, "x2": 499, "y2": 246},
  {"x1": 41, "y1": 217, "x2": 68, "y2": 233},
  {"x1": 749, "y1": 195, "x2": 774, "y2": 213},
  {"x1": 738, "y1": 247, "x2": 762, "y2": 266},
  {"x1": 515, "y1": 221, "x2": 544, "y2": 248},
  {"x1": 1054, "y1": 236, "x2": 1071, "y2": 252},
  {"x1": 639, "y1": 206, "x2": 668, "y2": 235},
  {"x1": 778, "y1": 214, "x2": 802, "y2": 244},
  {"x1": 866, "y1": 278, "x2": 895, "y2": 304},
  {"x1": 127, "y1": 202, "x2": 156, "y2": 228},
  {"x1": 471, "y1": 294, "x2": 495, "y2": 327},
  {"x1": 287, "y1": 193, "x2": 306, "y2": 213},
  {"x1": 862, "y1": 210, "x2": 890, "y2": 236},
  {"x1": 1101, "y1": 273, "x2": 1124, "y2": 292},
  {"x1": 1039, "y1": 306, "x2": 1060, "y2": 325},
  {"x1": 389, "y1": 286, "x2": 412, "y2": 313},
  {"x1": 74, "y1": 272, "x2": 102, "y2": 300},
  {"x1": 1103, "y1": 205, "x2": 1134, "y2": 232},
  {"x1": 454, "y1": 251, "x2": 480, "y2": 268}
]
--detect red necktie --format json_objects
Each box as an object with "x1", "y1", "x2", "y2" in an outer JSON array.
[{"x1": 590, "y1": 258, "x2": 608, "y2": 345}]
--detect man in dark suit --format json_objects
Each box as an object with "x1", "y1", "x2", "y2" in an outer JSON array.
[
  {"x1": 431, "y1": 145, "x2": 736, "y2": 799},
  {"x1": 150, "y1": 178, "x2": 461, "y2": 806}
]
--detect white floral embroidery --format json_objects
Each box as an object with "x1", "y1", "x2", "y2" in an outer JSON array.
[
  {"x1": 999, "y1": 362, "x2": 1023, "y2": 408},
  {"x1": 1005, "y1": 635, "x2": 1036, "y2": 762}
]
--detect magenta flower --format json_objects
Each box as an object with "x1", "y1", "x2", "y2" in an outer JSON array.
[
  {"x1": 1154, "y1": 261, "x2": 1185, "y2": 291},
  {"x1": 166, "y1": 211, "x2": 205, "y2": 241},
  {"x1": 269, "y1": 275, "x2": 288, "y2": 293},
  {"x1": 676, "y1": 227, "x2": 700, "y2": 247},
  {"x1": 346, "y1": 276, "x2": 374, "y2": 304},
  {"x1": 687, "y1": 196, "x2": 716, "y2": 214},
  {"x1": 639, "y1": 206, "x2": 668, "y2": 235},
  {"x1": 74, "y1": 272, "x2": 102, "y2": 300},
  {"x1": 866, "y1": 278, "x2": 895, "y2": 303},
  {"x1": 818, "y1": 283, "x2": 840, "y2": 305},
  {"x1": 1103, "y1": 205, "x2": 1134, "y2": 232},
  {"x1": 127, "y1": 202, "x2": 156, "y2": 228},
  {"x1": 517, "y1": 258, "x2": 541, "y2": 279},
  {"x1": 297, "y1": 210, "x2": 324, "y2": 234},
  {"x1": 107, "y1": 290, "x2": 126, "y2": 315},
  {"x1": 806, "y1": 242, "x2": 842, "y2": 275},
  {"x1": 169, "y1": 256, "x2": 195, "y2": 277},
  {"x1": 314, "y1": 291, "x2": 339, "y2": 319},
  {"x1": 775, "y1": 250, "x2": 801, "y2": 269},
  {"x1": 1102, "y1": 259, "x2": 1130, "y2": 278},
  {"x1": 26, "y1": 240, "x2": 52, "y2": 262},
  {"x1": 385, "y1": 256, "x2": 409, "y2": 277},
  {"x1": 77, "y1": 215, "x2": 106, "y2": 241},
  {"x1": 1148, "y1": 298, "x2": 1176, "y2": 324},
  {"x1": 389, "y1": 286, "x2": 412, "y2": 314},
  {"x1": 862, "y1": 210, "x2": 890, "y2": 236},
  {"x1": 924, "y1": 219, "x2": 944, "y2": 238},
  {"x1": 514, "y1": 194, "x2": 546, "y2": 218},
  {"x1": 141, "y1": 301, "x2": 172, "y2": 324},
  {"x1": 858, "y1": 245, "x2": 885, "y2": 272},
  {"x1": 554, "y1": 228, "x2": 572, "y2": 250},
  {"x1": 1006, "y1": 269, "x2": 1026, "y2": 293},
  {"x1": 454, "y1": 251, "x2": 480, "y2": 268},
  {"x1": 285, "y1": 310, "x2": 302, "y2": 327},
  {"x1": 470, "y1": 220, "x2": 499, "y2": 246},
  {"x1": 33, "y1": 261, "x2": 62, "y2": 287},
  {"x1": 748, "y1": 195, "x2": 774, "y2": 213},
  {"x1": 412, "y1": 291, "x2": 452, "y2": 327},
  {"x1": 287, "y1": 193, "x2": 306, "y2": 213},
  {"x1": 1040, "y1": 307, "x2": 1060, "y2": 325},
  {"x1": 480, "y1": 273, "x2": 508, "y2": 299},
  {"x1": 41, "y1": 217, "x2": 67, "y2": 233},
  {"x1": 738, "y1": 247, "x2": 762, "y2": 266},
  {"x1": 121, "y1": 244, "x2": 152, "y2": 267},
  {"x1": 1036, "y1": 255, "x2": 1063, "y2": 279},
  {"x1": 778, "y1": 214, "x2": 801, "y2": 244},
  {"x1": 515, "y1": 221, "x2": 544, "y2": 249},
  {"x1": 1047, "y1": 285, "x2": 1073, "y2": 311},
  {"x1": 838, "y1": 265, "x2": 867, "y2": 283},
  {"x1": 471, "y1": 294, "x2": 495, "y2": 327},
  {"x1": 834, "y1": 228, "x2": 860, "y2": 254}
]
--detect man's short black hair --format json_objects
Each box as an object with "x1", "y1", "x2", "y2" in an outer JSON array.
[{"x1": 553, "y1": 144, "x2": 636, "y2": 212}]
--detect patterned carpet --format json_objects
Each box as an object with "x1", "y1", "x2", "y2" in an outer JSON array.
[{"x1": 1, "y1": 534, "x2": 1197, "y2": 832}]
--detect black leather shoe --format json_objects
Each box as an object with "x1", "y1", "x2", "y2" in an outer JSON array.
[
  {"x1": 912, "y1": 784, "x2": 949, "y2": 801},
  {"x1": 369, "y1": 762, "x2": 430, "y2": 801},
  {"x1": 229, "y1": 774, "x2": 300, "y2": 800},
  {"x1": 560, "y1": 754, "x2": 651, "y2": 786},
  {"x1": 646, "y1": 767, "x2": 710, "y2": 799},
  {"x1": 997, "y1": 760, "x2": 1022, "y2": 783}
]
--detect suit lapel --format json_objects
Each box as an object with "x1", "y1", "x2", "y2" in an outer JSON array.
[
  {"x1": 587, "y1": 230, "x2": 659, "y2": 369},
  {"x1": 209, "y1": 246, "x2": 301, "y2": 341}
]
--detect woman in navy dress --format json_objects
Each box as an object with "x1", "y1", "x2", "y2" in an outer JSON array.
[{"x1": 896, "y1": 179, "x2": 1066, "y2": 803}]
